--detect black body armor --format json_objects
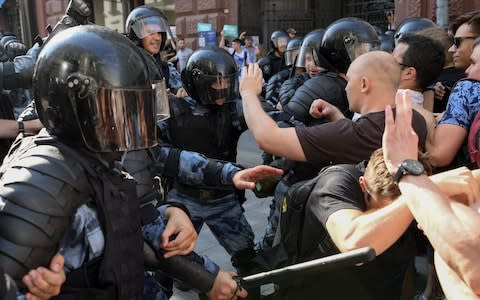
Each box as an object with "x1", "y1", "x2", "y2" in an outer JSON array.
[
  {"x1": 168, "y1": 98, "x2": 242, "y2": 162},
  {"x1": 0, "y1": 132, "x2": 144, "y2": 299},
  {"x1": 284, "y1": 72, "x2": 352, "y2": 125}
]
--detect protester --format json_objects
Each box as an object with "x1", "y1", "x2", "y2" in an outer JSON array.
[{"x1": 383, "y1": 89, "x2": 480, "y2": 299}]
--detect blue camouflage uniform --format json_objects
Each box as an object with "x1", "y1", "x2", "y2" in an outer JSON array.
[
  {"x1": 157, "y1": 96, "x2": 256, "y2": 263},
  {"x1": 17, "y1": 203, "x2": 219, "y2": 300}
]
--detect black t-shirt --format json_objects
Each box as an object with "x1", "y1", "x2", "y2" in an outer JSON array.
[
  {"x1": 426, "y1": 67, "x2": 465, "y2": 113},
  {"x1": 295, "y1": 109, "x2": 427, "y2": 165},
  {"x1": 282, "y1": 164, "x2": 414, "y2": 300}
]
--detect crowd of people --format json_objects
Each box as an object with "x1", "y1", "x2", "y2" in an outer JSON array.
[{"x1": 0, "y1": 1, "x2": 479, "y2": 300}]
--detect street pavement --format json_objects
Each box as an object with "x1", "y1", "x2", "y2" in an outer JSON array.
[{"x1": 171, "y1": 130, "x2": 271, "y2": 300}]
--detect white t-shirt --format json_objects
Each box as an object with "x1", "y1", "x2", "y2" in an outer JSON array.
[
  {"x1": 398, "y1": 88, "x2": 424, "y2": 106},
  {"x1": 228, "y1": 48, "x2": 248, "y2": 78}
]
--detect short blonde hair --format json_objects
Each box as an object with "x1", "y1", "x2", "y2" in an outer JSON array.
[{"x1": 364, "y1": 148, "x2": 432, "y2": 198}]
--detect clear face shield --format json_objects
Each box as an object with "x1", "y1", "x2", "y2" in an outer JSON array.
[
  {"x1": 344, "y1": 36, "x2": 380, "y2": 63},
  {"x1": 285, "y1": 47, "x2": 300, "y2": 66},
  {"x1": 152, "y1": 79, "x2": 170, "y2": 121},
  {"x1": 295, "y1": 46, "x2": 320, "y2": 68},
  {"x1": 131, "y1": 15, "x2": 169, "y2": 39},
  {"x1": 75, "y1": 84, "x2": 159, "y2": 152}
]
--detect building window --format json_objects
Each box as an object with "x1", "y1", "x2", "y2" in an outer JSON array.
[
  {"x1": 93, "y1": 0, "x2": 128, "y2": 33},
  {"x1": 144, "y1": 0, "x2": 175, "y2": 26}
]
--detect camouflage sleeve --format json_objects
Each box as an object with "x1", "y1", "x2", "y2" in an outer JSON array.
[
  {"x1": 151, "y1": 145, "x2": 242, "y2": 187},
  {"x1": 142, "y1": 205, "x2": 168, "y2": 251},
  {"x1": 166, "y1": 62, "x2": 183, "y2": 93}
]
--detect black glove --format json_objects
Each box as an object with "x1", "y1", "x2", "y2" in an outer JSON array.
[{"x1": 0, "y1": 36, "x2": 27, "y2": 61}]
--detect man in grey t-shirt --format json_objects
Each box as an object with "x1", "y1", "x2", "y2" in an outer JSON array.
[{"x1": 171, "y1": 37, "x2": 193, "y2": 72}]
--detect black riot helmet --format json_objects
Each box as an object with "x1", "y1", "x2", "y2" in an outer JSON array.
[
  {"x1": 394, "y1": 17, "x2": 436, "y2": 45},
  {"x1": 379, "y1": 33, "x2": 395, "y2": 53},
  {"x1": 270, "y1": 30, "x2": 289, "y2": 53},
  {"x1": 285, "y1": 37, "x2": 303, "y2": 66},
  {"x1": 33, "y1": 25, "x2": 158, "y2": 152},
  {"x1": 295, "y1": 29, "x2": 328, "y2": 69},
  {"x1": 182, "y1": 46, "x2": 238, "y2": 105},
  {"x1": 125, "y1": 5, "x2": 169, "y2": 49},
  {"x1": 321, "y1": 17, "x2": 380, "y2": 73}
]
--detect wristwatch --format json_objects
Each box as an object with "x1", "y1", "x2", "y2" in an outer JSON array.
[
  {"x1": 394, "y1": 159, "x2": 425, "y2": 183},
  {"x1": 17, "y1": 120, "x2": 25, "y2": 134}
]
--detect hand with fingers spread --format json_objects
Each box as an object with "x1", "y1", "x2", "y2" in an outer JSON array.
[
  {"x1": 240, "y1": 64, "x2": 263, "y2": 99},
  {"x1": 382, "y1": 89, "x2": 419, "y2": 175},
  {"x1": 161, "y1": 207, "x2": 197, "y2": 258},
  {"x1": 232, "y1": 165, "x2": 283, "y2": 190},
  {"x1": 309, "y1": 98, "x2": 345, "y2": 121},
  {"x1": 207, "y1": 270, "x2": 248, "y2": 300},
  {"x1": 22, "y1": 253, "x2": 66, "y2": 300}
]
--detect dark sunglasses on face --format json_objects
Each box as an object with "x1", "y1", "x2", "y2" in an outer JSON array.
[{"x1": 453, "y1": 36, "x2": 477, "y2": 48}]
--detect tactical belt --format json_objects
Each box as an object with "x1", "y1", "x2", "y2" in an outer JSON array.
[{"x1": 174, "y1": 183, "x2": 232, "y2": 200}]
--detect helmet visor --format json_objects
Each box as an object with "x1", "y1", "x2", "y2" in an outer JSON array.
[
  {"x1": 79, "y1": 87, "x2": 157, "y2": 152},
  {"x1": 285, "y1": 47, "x2": 300, "y2": 66},
  {"x1": 152, "y1": 80, "x2": 170, "y2": 121},
  {"x1": 345, "y1": 40, "x2": 380, "y2": 63},
  {"x1": 131, "y1": 15, "x2": 168, "y2": 39},
  {"x1": 295, "y1": 46, "x2": 319, "y2": 68},
  {"x1": 197, "y1": 73, "x2": 238, "y2": 104}
]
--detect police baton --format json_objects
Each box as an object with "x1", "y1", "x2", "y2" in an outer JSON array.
[{"x1": 234, "y1": 247, "x2": 376, "y2": 289}]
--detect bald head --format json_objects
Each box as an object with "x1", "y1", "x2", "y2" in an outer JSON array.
[
  {"x1": 345, "y1": 51, "x2": 401, "y2": 113},
  {"x1": 349, "y1": 51, "x2": 401, "y2": 90}
]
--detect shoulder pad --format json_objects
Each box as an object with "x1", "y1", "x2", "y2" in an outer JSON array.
[{"x1": 0, "y1": 135, "x2": 92, "y2": 216}]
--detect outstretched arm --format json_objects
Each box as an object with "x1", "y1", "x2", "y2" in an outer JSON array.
[
  {"x1": 240, "y1": 64, "x2": 306, "y2": 161},
  {"x1": 383, "y1": 90, "x2": 480, "y2": 296},
  {"x1": 151, "y1": 146, "x2": 283, "y2": 189}
]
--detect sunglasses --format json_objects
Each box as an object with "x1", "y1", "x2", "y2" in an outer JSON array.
[{"x1": 453, "y1": 36, "x2": 477, "y2": 48}]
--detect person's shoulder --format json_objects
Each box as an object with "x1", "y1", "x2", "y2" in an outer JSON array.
[
  {"x1": 320, "y1": 164, "x2": 362, "y2": 179},
  {"x1": 351, "y1": 111, "x2": 383, "y2": 126},
  {"x1": 257, "y1": 55, "x2": 271, "y2": 66},
  {"x1": 447, "y1": 79, "x2": 480, "y2": 103},
  {"x1": 453, "y1": 79, "x2": 480, "y2": 92}
]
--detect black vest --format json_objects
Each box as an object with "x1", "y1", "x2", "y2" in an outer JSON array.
[
  {"x1": 168, "y1": 98, "x2": 241, "y2": 162},
  {"x1": 0, "y1": 132, "x2": 144, "y2": 299}
]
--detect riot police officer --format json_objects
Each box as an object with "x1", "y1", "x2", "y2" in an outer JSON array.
[
  {"x1": 263, "y1": 36, "x2": 303, "y2": 111},
  {"x1": 159, "y1": 46, "x2": 261, "y2": 280},
  {"x1": 0, "y1": 24, "x2": 151, "y2": 299},
  {"x1": 258, "y1": 30, "x2": 289, "y2": 83},
  {"x1": 125, "y1": 5, "x2": 185, "y2": 96},
  {"x1": 394, "y1": 17, "x2": 436, "y2": 45}
]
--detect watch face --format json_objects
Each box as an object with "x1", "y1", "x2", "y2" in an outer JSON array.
[{"x1": 402, "y1": 159, "x2": 425, "y2": 175}]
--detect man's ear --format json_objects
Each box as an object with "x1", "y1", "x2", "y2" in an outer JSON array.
[
  {"x1": 403, "y1": 66, "x2": 416, "y2": 81},
  {"x1": 358, "y1": 176, "x2": 368, "y2": 193},
  {"x1": 360, "y1": 77, "x2": 369, "y2": 93}
]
